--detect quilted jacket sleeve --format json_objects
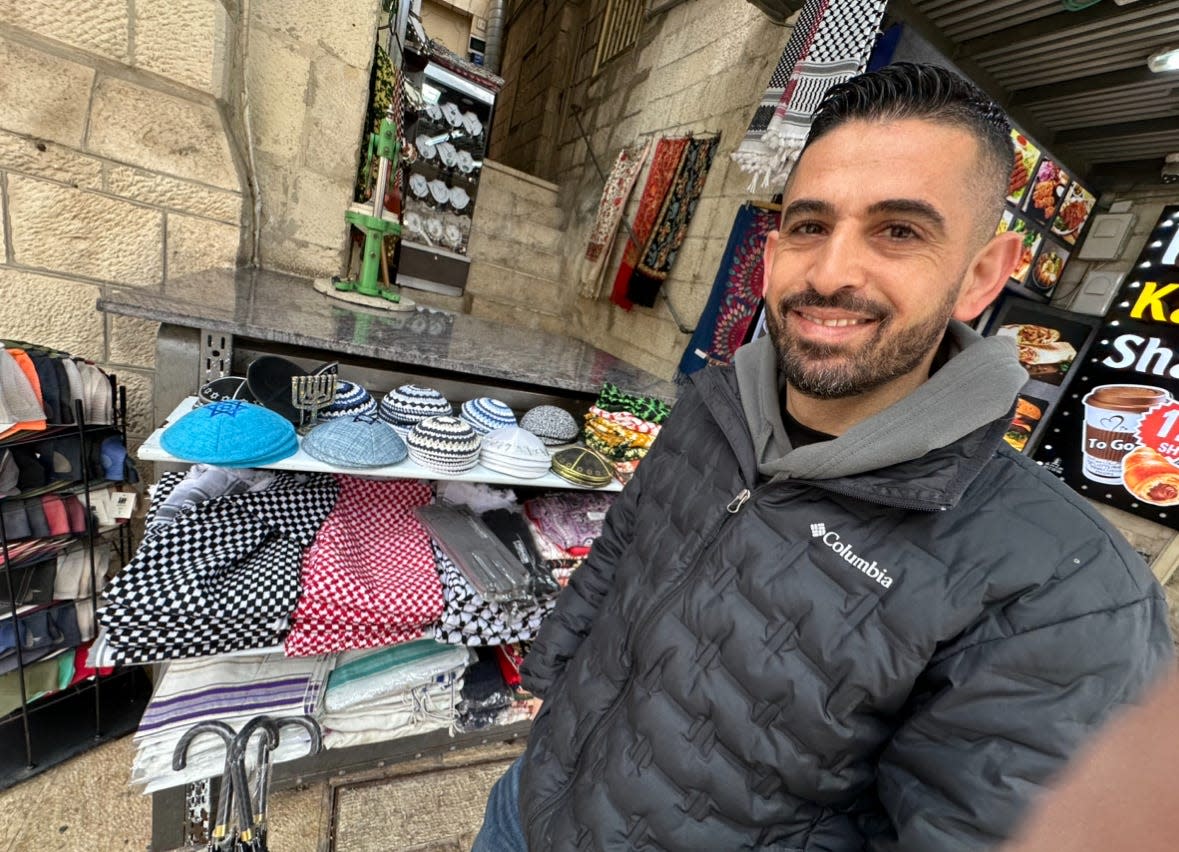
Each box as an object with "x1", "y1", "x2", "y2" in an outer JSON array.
[
  {"x1": 871, "y1": 587, "x2": 1175, "y2": 852},
  {"x1": 519, "y1": 463, "x2": 644, "y2": 699}
]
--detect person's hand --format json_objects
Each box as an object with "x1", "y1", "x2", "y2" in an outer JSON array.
[{"x1": 525, "y1": 698, "x2": 543, "y2": 719}]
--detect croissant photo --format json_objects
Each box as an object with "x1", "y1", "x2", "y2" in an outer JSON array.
[{"x1": 1122, "y1": 445, "x2": 1179, "y2": 506}]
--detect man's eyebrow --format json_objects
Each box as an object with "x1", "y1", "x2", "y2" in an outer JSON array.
[
  {"x1": 867, "y1": 199, "x2": 947, "y2": 233},
  {"x1": 780, "y1": 199, "x2": 835, "y2": 221}
]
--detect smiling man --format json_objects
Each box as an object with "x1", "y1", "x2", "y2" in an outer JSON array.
[{"x1": 472, "y1": 63, "x2": 1174, "y2": 851}]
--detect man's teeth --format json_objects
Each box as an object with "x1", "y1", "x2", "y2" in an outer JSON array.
[{"x1": 801, "y1": 313, "x2": 870, "y2": 327}]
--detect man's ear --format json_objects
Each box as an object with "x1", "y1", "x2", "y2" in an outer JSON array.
[{"x1": 952, "y1": 230, "x2": 1024, "y2": 322}]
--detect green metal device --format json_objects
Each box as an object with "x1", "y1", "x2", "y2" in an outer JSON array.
[{"x1": 333, "y1": 114, "x2": 406, "y2": 303}]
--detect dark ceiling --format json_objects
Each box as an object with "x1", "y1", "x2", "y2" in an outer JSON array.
[{"x1": 889, "y1": 0, "x2": 1179, "y2": 191}]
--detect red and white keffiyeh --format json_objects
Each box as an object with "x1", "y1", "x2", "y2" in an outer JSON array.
[{"x1": 285, "y1": 476, "x2": 444, "y2": 656}]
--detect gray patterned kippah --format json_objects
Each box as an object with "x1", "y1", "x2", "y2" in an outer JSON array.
[{"x1": 520, "y1": 405, "x2": 580, "y2": 446}]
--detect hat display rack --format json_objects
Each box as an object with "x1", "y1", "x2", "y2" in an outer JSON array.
[{"x1": 0, "y1": 356, "x2": 151, "y2": 790}]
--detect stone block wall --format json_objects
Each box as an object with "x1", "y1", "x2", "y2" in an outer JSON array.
[
  {"x1": 0, "y1": 0, "x2": 382, "y2": 448},
  {"x1": 487, "y1": 0, "x2": 788, "y2": 379},
  {"x1": 0, "y1": 12, "x2": 245, "y2": 446},
  {"x1": 466, "y1": 160, "x2": 567, "y2": 332}
]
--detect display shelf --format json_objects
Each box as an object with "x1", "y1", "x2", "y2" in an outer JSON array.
[
  {"x1": 0, "y1": 666, "x2": 153, "y2": 791},
  {"x1": 138, "y1": 397, "x2": 623, "y2": 492},
  {"x1": 400, "y1": 239, "x2": 471, "y2": 263}
]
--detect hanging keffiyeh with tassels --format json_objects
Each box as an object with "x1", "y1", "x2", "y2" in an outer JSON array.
[{"x1": 732, "y1": 0, "x2": 888, "y2": 192}]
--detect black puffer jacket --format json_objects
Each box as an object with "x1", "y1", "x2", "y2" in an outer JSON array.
[{"x1": 520, "y1": 364, "x2": 1174, "y2": 851}]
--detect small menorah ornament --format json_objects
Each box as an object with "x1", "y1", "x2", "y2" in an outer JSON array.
[{"x1": 291, "y1": 374, "x2": 337, "y2": 427}]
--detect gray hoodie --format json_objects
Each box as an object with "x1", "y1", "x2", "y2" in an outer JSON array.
[{"x1": 733, "y1": 319, "x2": 1029, "y2": 480}]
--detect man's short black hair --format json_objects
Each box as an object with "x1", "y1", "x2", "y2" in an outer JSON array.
[{"x1": 802, "y1": 62, "x2": 1013, "y2": 241}]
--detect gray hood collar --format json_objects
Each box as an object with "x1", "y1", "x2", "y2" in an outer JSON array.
[{"x1": 732, "y1": 320, "x2": 1028, "y2": 482}]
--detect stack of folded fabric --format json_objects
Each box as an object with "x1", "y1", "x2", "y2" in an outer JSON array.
[
  {"x1": 0, "y1": 600, "x2": 91, "y2": 676},
  {"x1": 479, "y1": 426, "x2": 550, "y2": 479},
  {"x1": 130, "y1": 652, "x2": 332, "y2": 792},
  {"x1": 405, "y1": 416, "x2": 481, "y2": 474},
  {"x1": 523, "y1": 491, "x2": 617, "y2": 586},
  {"x1": 459, "y1": 397, "x2": 516, "y2": 435},
  {"x1": 319, "y1": 639, "x2": 471, "y2": 749},
  {"x1": 285, "y1": 477, "x2": 444, "y2": 656},
  {"x1": 318, "y1": 381, "x2": 377, "y2": 420},
  {"x1": 431, "y1": 541, "x2": 555, "y2": 646},
  {"x1": 456, "y1": 648, "x2": 522, "y2": 732},
  {"x1": 582, "y1": 383, "x2": 671, "y2": 481},
  {"x1": 378, "y1": 384, "x2": 453, "y2": 436},
  {"x1": 98, "y1": 472, "x2": 339, "y2": 663},
  {"x1": 161, "y1": 399, "x2": 299, "y2": 467}
]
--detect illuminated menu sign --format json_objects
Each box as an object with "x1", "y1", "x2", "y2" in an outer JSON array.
[{"x1": 1036, "y1": 206, "x2": 1179, "y2": 529}]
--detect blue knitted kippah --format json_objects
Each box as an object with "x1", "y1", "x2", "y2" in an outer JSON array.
[
  {"x1": 459, "y1": 397, "x2": 517, "y2": 435},
  {"x1": 319, "y1": 381, "x2": 377, "y2": 420},
  {"x1": 161, "y1": 400, "x2": 298, "y2": 466}
]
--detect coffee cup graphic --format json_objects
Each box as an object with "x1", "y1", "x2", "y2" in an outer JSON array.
[{"x1": 1081, "y1": 384, "x2": 1171, "y2": 483}]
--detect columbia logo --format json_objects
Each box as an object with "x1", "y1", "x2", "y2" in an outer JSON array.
[{"x1": 812, "y1": 522, "x2": 893, "y2": 590}]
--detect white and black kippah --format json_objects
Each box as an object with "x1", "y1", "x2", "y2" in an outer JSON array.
[
  {"x1": 379, "y1": 384, "x2": 453, "y2": 427},
  {"x1": 406, "y1": 415, "x2": 481, "y2": 474},
  {"x1": 318, "y1": 381, "x2": 377, "y2": 420},
  {"x1": 520, "y1": 405, "x2": 580, "y2": 446},
  {"x1": 459, "y1": 397, "x2": 517, "y2": 435}
]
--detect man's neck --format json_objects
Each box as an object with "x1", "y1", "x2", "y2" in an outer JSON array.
[{"x1": 784, "y1": 351, "x2": 939, "y2": 437}]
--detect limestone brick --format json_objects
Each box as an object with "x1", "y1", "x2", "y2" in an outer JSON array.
[
  {"x1": 0, "y1": 0, "x2": 128, "y2": 62},
  {"x1": 0, "y1": 268, "x2": 103, "y2": 360},
  {"x1": 250, "y1": 0, "x2": 378, "y2": 69},
  {"x1": 503, "y1": 208, "x2": 564, "y2": 251},
  {"x1": 262, "y1": 237, "x2": 343, "y2": 279},
  {"x1": 262, "y1": 167, "x2": 351, "y2": 253},
  {"x1": 465, "y1": 262, "x2": 563, "y2": 308},
  {"x1": 0, "y1": 38, "x2": 95, "y2": 148},
  {"x1": 134, "y1": 0, "x2": 228, "y2": 96},
  {"x1": 87, "y1": 77, "x2": 238, "y2": 191},
  {"x1": 113, "y1": 368, "x2": 154, "y2": 439},
  {"x1": 105, "y1": 165, "x2": 242, "y2": 223},
  {"x1": 467, "y1": 233, "x2": 561, "y2": 281},
  {"x1": 245, "y1": 28, "x2": 312, "y2": 162},
  {"x1": 106, "y1": 313, "x2": 160, "y2": 369},
  {"x1": 7, "y1": 175, "x2": 164, "y2": 286},
  {"x1": 0, "y1": 130, "x2": 103, "y2": 190},
  {"x1": 304, "y1": 54, "x2": 369, "y2": 182},
  {"x1": 166, "y1": 213, "x2": 242, "y2": 280}
]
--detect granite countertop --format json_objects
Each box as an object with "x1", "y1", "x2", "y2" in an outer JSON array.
[{"x1": 97, "y1": 267, "x2": 679, "y2": 401}]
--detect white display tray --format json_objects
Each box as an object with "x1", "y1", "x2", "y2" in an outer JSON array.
[{"x1": 138, "y1": 397, "x2": 621, "y2": 492}]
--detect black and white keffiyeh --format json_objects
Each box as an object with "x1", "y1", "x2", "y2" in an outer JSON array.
[
  {"x1": 100, "y1": 472, "x2": 338, "y2": 663},
  {"x1": 732, "y1": 0, "x2": 887, "y2": 190},
  {"x1": 431, "y1": 541, "x2": 555, "y2": 646}
]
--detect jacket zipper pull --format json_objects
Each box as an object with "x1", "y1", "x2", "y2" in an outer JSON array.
[{"x1": 726, "y1": 488, "x2": 751, "y2": 514}]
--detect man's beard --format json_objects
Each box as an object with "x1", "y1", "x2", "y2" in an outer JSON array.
[{"x1": 765, "y1": 287, "x2": 958, "y2": 399}]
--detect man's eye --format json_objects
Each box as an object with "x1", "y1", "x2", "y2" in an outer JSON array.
[
  {"x1": 789, "y1": 221, "x2": 825, "y2": 236},
  {"x1": 884, "y1": 224, "x2": 918, "y2": 240}
]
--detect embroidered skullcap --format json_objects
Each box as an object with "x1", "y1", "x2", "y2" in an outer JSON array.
[
  {"x1": 479, "y1": 426, "x2": 551, "y2": 479},
  {"x1": 459, "y1": 398, "x2": 517, "y2": 435},
  {"x1": 405, "y1": 416, "x2": 481, "y2": 474},
  {"x1": 161, "y1": 400, "x2": 298, "y2": 466},
  {"x1": 520, "y1": 405, "x2": 580, "y2": 446},
  {"x1": 303, "y1": 413, "x2": 408, "y2": 468}
]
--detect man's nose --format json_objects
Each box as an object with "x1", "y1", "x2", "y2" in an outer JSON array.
[{"x1": 806, "y1": 227, "x2": 867, "y2": 296}]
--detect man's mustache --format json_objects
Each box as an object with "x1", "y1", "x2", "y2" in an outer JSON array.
[{"x1": 778, "y1": 290, "x2": 889, "y2": 323}]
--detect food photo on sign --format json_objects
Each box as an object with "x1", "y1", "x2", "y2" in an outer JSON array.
[
  {"x1": 1034, "y1": 205, "x2": 1179, "y2": 528},
  {"x1": 982, "y1": 295, "x2": 1099, "y2": 456}
]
